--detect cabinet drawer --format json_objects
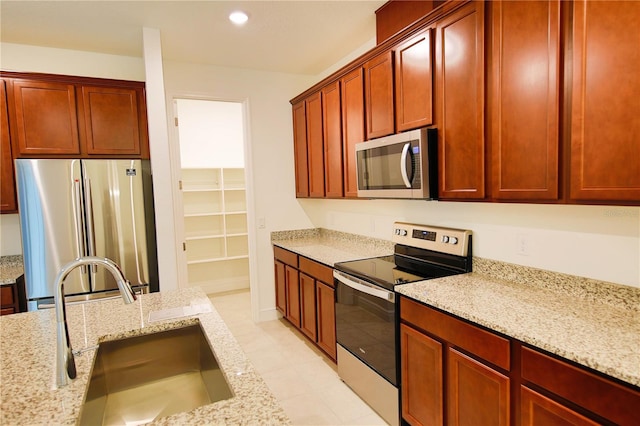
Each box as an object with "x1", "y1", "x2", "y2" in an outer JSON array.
[
  {"x1": 273, "y1": 246, "x2": 298, "y2": 267},
  {"x1": 1, "y1": 285, "x2": 15, "y2": 306},
  {"x1": 401, "y1": 297, "x2": 510, "y2": 370},
  {"x1": 521, "y1": 346, "x2": 640, "y2": 425},
  {"x1": 299, "y1": 257, "x2": 334, "y2": 286}
]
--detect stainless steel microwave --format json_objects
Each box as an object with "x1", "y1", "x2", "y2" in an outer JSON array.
[{"x1": 356, "y1": 127, "x2": 438, "y2": 199}]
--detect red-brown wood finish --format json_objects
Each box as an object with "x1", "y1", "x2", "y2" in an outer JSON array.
[
  {"x1": 448, "y1": 348, "x2": 510, "y2": 426},
  {"x1": 340, "y1": 68, "x2": 365, "y2": 198},
  {"x1": 490, "y1": 0, "x2": 561, "y2": 200},
  {"x1": 401, "y1": 297, "x2": 510, "y2": 371},
  {"x1": 315, "y1": 281, "x2": 336, "y2": 360},
  {"x1": 521, "y1": 386, "x2": 599, "y2": 426},
  {"x1": 521, "y1": 346, "x2": 640, "y2": 425},
  {"x1": 394, "y1": 29, "x2": 434, "y2": 132},
  {"x1": 1, "y1": 80, "x2": 17, "y2": 213},
  {"x1": 400, "y1": 323, "x2": 443, "y2": 426},
  {"x1": 321, "y1": 81, "x2": 343, "y2": 198},
  {"x1": 299, "y1": 272, "x2": 317, "y2": 341},
  {"x1": 292, "y1": 100, "x2": 309, "y2": 198},
  {"x1": 284, "y1": 265, "x2": 300, "y2": 327},
  {"x1": 274, "y1": 260, "x2": 287, "y2": 316},
  {"x1": 364, "y1": 50, "x2": 395, "y2": 139},
  {"x1": 305, "y1": 92, "x2": 325, "y2": 197},
  {"x1": 435, "y1": 1, "x2": 485, "y2": 200},
  {"x1": 299, "y1": 257, "x2": 333, "y2": 285},
  {"x1": 569, "y1": 0, "x2": 640, "y2": 202},
  {"x1": 12, "y1": 80, "x2": 80, "y2": 156},
  {"x1": 81, "y1": 86, "x2": 141, "y2": 156},
  {"x1": 376, "y1": 0, "x2": 443, "y2": 45}
]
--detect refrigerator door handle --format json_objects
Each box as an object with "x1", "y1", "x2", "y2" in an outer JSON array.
[
  {"x1": 84, "y1": 178, "x2": 97, "y2": 274},
  {"x1": 73, "y1": 179, "x2": 88, "y2": 275}
]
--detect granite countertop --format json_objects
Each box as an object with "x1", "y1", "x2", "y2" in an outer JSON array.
[
  {"x1": 271, "y1": 228, "x2": 394, "y2": 266},
  {"x1": 0, "y1": 255, "x2": 23, "y2": 285},
  {"x1": 272, "y1": 229, "x2": 640, "y2": 388},
  {"x1": 0, "y1": 287, "x2": 290, "y2": 425}
]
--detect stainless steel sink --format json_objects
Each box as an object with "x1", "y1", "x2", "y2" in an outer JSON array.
[{"x1": 78, "y1": 323, "x2": 233, "y2": 425}]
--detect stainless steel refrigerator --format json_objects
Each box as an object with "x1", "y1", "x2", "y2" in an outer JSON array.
[{"x1": 15, "y1": 159, "x2": 158, "y2": 310}]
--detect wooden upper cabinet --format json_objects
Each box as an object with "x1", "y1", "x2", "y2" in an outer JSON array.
[
  {"x1": 394, "y1": 29, "x2": 434, "y2": 132},
  {"x1": 81, "y1": 86, "x2": 141, "y2": 156},
  {"x1": 489, "y1": 0, "x2": 561, "y2": 201},
  {"x1": 12, "y1": 80, "x2": 80, "y2": 156},
  {"x1": 364, "y1": 50, "x2": 395, "y2": 139},
  {"x1": 292, "y1": 100, "x2": 309, "y2": 198},
  {"x1": 1, "y1": 80, "x2": 17, "y2": 213},
  {"x1": 435, "y1": 1, "x2": 485, "y2": 200},
  {"x1": 321, "y1": 81, "x2": 344, "y2": 198},
  {"x1": 569, "y1": 0, "x2": 640, "y2": 203},
  {"x1": 306, "y1": 92, "x2": 325, "y2": 198},
  {"x1": 340, "y1": 68, "x2": 365, "y2": 198}
]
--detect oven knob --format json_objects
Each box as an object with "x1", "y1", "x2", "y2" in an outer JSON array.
[
  {"x1": 400, "y1": 229, "x2": 408, "y2": 236},
  {"x1": 441, "y1": 235, "x2": 449, "y2": 243},
  {"x1": 449, "y1": 236, "x2": 458, "y2": 245}
]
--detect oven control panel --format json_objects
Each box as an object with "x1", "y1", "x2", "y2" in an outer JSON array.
[{"x1": 392, "y1": 222, "x2": 471, "y2": 256}]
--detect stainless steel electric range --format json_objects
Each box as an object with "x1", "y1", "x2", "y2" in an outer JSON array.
[{"x1": 333, "y1": 222, "x2": 473, "y2": 426}]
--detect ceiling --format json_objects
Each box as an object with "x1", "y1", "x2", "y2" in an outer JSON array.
[{"x1": 0, "y1": 0, "x2": 386, "y2": 75}]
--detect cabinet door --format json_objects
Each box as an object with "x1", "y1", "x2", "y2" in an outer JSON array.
[
  {"x1": 316, "y1": 281, "x2": 336, "y2": 360},
  {"x1": 322, "y1": 81, "x2": 344, "y2": 198},
  {"x1": 364, "y1": 50, "x2": 395, "y2": 139},
  {"x1": 569, "y1": 0, "x2": 640, "y2": 202},
  {"x1": 448, "y1": 348, "x2": 510, "y2": 426},
  {"x1": 521, "y1": 386, "x2": 598, "y2": 426},
  {"x1": 400, "y1": 323, "x2": 443, "y2": 426},
  {"x1": 306, "y1": 92, "x2": 325, "y2": 197},
  {"x1": 435, "y1": 2, "x2": 485, "y2": 199},
  {"x1": 490, "y1": 0, "x2": 560, "y2": 200},
  {"x1": 285, "y1": 265, "x2": 301, "y2": 327},
  {"x1": 1, "y1": 80, "x2": 17, "y2": 213},
  {"x1": 340, "y1": 68, "x2": 365, "y2": 198},
  {"x1": 81, "y1": 86, "x2": 141, "y2": 156},
  {"x1": 299, "y1": 273, "x2": 317, "y2": 341},
  {"x1": 395, "y1": 29, "x2": 433, "y2": 132},
  {"x1": 274, "y1": 260, "x2": 287, "y2": 316},
  {"x1": 12, "y1": 80, "x2": 80, "y2": 155},
  {"x1": 292, "y1": 100, "x2": 309, "y2": 197}
]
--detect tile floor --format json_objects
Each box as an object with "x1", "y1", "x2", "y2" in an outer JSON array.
[{"x1": 209, "y1": 290, "x2": 388, "y2": 426}]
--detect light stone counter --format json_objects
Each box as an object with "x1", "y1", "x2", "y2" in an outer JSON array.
[
  {"x1": 0, "y1": 255, "x2": 23, "y2": 285},
  {"x1": 0, "y1": 287, "x2": 290, "y2": 425},
  {"x1": 271, "y1": 228, "x2": 394, "y2": 266},
  {"x1": 396, "y1": 258, "x2": 640, "y2": 388}
]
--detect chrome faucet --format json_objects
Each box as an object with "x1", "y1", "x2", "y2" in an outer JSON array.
[{"x1": 54, "y1": 256, "x2": 137, "y2": 387}]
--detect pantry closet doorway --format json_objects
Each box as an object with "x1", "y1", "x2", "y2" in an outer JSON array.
[{"x1": 174, "y1": 98, "x2": 253, "y2": 297}]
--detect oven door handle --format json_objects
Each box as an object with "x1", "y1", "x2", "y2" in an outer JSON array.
[{"x1": 333, "y1": 270, "x2": 395, "y2": 302}]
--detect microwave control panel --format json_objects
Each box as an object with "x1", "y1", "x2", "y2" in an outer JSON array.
[{"x1": 392, "y1": 222, "x2": 471, "y2": 257}]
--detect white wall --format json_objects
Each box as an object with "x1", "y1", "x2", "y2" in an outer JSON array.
[
  {"x1": 176, "y1": 99, "x2": 244, "y2": 168},
  {"x1": 300, "y1": 199, "x2": 640, "y2": 288}
]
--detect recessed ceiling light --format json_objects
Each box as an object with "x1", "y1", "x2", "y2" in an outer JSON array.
[{"x1": 229, "y1": 11, "x2": 249, "y2": 25}]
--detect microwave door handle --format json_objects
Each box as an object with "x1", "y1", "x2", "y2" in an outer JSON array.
[{"x1": 400, "y1": 142, "x2": 412, "y2": 188}]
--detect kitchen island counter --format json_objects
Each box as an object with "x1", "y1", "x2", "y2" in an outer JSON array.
[{"x1": 0, "y1": 287, "x2": 290, "y2": 425}]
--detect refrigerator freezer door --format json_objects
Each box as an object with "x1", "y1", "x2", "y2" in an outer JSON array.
[
  {"x1": 15, "y1": 159, "x2": 90, "y2": 301},
  {"x1": 82, "y1": 160, "x2": 149, "y2": 291}
]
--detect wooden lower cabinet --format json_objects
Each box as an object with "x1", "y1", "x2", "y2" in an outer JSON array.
[
  {"x1": 0, "y1": 279, "x2": 26, "y2": 316},
  {"x1": 299, "y1": 273, "x2": 317, "y2": 341},
  {"x1": 315, "y1": 281, "x2": 336, "y2": 360},
  {"x1": 521, "y1": 386, "x2": 598, "y2": 426},
  {"x1": 273, "y1": 247, "x2": 336, "y2": 361},
  {"x1": 448, "y1": 348, "x2": 510, "y2": 426},
  {"x1": 400, "y1": 295, "x2": 640, "y2": 426},
  {"x1": 400, "y1": 323, "x2": 443, "y2": 426}
]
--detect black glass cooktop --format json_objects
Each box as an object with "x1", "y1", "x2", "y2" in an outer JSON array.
[{"x1": 334, "y1": 255, "x2": 434, "y2": 291}]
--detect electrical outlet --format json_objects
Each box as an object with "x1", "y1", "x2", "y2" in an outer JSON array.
[
  {"x1": 516, "y1": 234, "x2": 530, "y2": 256},
  {"x1": 258, "y1": 217, "x2": 265, "y2": 229}
]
